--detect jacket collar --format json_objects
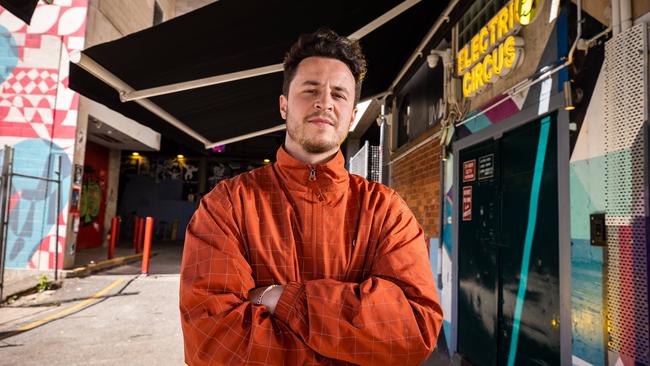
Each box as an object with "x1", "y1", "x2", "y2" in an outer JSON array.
[{"x1": 274, "y1": 146, "x2": 349, "y2": 192}]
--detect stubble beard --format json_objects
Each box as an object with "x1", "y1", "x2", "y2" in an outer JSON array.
[{"x1": 286, "y1": 109, "x2": 347, "y2": 154}]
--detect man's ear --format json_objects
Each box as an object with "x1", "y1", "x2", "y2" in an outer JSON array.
[
  {"x1": 349, "y1": 107, "x2": 358, "y2": 127},
  {"x1": 279, "y1": 95, "x2": 288, "y2": 120}
]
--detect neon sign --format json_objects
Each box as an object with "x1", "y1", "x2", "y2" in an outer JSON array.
[{"x1": 457, "y1": 0, "x2": 540, "y2": 98}]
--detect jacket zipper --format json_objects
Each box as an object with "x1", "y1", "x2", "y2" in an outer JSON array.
[
  {"x1": 309, "y1": 166, "x2": 316, "y2": 181},
  {"x1": 308, "y1": 165, "x2": 318, "y2": 278}
]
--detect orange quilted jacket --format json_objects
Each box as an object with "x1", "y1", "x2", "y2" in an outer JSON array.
[{"x1": 180, "y1": 147, "x2": 443, "y2": 365}]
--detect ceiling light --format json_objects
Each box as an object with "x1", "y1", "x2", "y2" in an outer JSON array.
[
  {"x1": 177, "y1": 154, "x2": 184, "y2": 159},
  {"x1": 132, "y1": 152, "x2": 139, "y2": 156}
]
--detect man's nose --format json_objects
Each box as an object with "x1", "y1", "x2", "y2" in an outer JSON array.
[{"x1": 314, "y1": 93, "x2": 334, "y2": 111}]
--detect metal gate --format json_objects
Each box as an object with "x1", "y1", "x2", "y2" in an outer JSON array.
[
  {"x1": 349, "y1": 141, "x2": 382, "y2": 182},
  {"x1": 0, "y1": 145, "x2": 63, "y2": 302}
]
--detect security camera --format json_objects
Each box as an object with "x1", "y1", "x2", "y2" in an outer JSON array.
[
  {"x1": 427, "y1": 54, "x2": 440, "y2": 69},
  {"x1": 427, "y1": 49, "x2": 451, "y2": 69}
]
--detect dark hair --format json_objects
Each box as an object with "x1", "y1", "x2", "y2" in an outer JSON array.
[{"x1": 283, "y1": 28, "x2": 367, "y2": 105}]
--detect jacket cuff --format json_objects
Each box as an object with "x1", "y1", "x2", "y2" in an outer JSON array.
[{"x1": 274, "y1": 281, "x2": 306, "y2": 328}]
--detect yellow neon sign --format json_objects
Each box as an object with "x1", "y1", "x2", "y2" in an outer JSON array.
[
  {"x1": 519, "y1": 0, "x2": 542, "y2": 25},
  {"x1": 457, "y1": 0, "x2": 533, "y2": 98}
]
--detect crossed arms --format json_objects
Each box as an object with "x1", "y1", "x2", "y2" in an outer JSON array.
[{"x1": 179, "y1": 187, "x2": 443, "y2": 365}]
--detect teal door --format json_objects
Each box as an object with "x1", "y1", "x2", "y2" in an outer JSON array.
[{"x1": 457, "y1": 115, "x2": 560, "y2": 366}]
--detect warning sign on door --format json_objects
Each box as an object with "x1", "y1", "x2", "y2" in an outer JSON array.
[
  {"x1": 478, "y1": 154, "x2": 495, "y2": 180},
  {"x1": 462, "y1": 186, "x2": 472, "y2": 221},
  {"x1": 463, "y1": 159, "x2": 476, "y2": 182}
]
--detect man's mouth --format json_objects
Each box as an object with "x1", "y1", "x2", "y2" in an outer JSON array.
[{"x1": 307, "y1": 117, "x2": 334, "y2": 126}]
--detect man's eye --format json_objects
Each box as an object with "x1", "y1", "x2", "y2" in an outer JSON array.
[{"x1": 333, "y1": 94, "x2": 346, "y2": 100}]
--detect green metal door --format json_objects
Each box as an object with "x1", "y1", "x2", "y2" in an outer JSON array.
[
  {"x1": 457, "y1": 136, "x2": 500, "y2": 366},
  {"x1": 458, "y1": 115, "x2": 560, "y2": 366}
]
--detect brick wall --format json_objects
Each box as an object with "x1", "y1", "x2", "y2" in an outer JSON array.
[{"x1": 390, "y1": 126, "x2": 442, "y2": 241}]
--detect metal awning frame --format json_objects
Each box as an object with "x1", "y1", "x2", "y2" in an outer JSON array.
[{"x1": 71, "y1": 0, "x2": 459, "y2": 149}]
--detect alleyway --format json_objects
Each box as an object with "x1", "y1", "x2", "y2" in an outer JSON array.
[
  {"x1": 0, "y1": 240, "x2": 452, "y2": 365},
  {"x1": 0, "y1": 242, "x2": 184, "y2": 366}
]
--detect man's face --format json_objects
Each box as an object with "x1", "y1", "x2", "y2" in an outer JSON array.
[{"x1": 280, "y1": 57, "x2": 357, "y2": 156}]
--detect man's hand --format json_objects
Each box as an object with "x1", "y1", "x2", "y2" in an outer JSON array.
[{"x1": 248, "y1": 285, "x2": 285, "y2": 314}]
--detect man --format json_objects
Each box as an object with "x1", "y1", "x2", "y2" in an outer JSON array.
[{"x1": 180, "y1": 28, "x2": 443, "y2": 365}]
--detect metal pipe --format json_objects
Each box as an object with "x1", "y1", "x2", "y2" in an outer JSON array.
[
  {"x1": 11, "y1": 172, "x2": 59, "y2": 183},
  {"x1": 389, "y1": 0, "x2": 460, "y2": 92},
  {"x1": 349, "y1": 0, "x2": 421, "y2": 39},
  {"x1": 70, "y1": 52, "x2": 211, "y2": 147},
  {"x1": 459, "y1": 0, "x2": 584, "y2": 127},
  {"x1": 619, "y1": 0, "x2": 632, "y2": 31},
  {"x1": 122, "y1": 64, "x2": 283, "y2": 102},
  {"x1": 120, "y1": 0, "x2": 421, "y2": 102},
  {"x1": 206, "y1": 124, "x2": 286, "y2": 149},
  {"x1": 54, "y1": 155, "x2": 61, "y2": 281},
  {"x1": 0, "y1": 146, "x2": 12, "y2": 303},
  {"x1": 612, "y1": 0, "x2": 621, "y2": 35},
  {"x1": 437, "y1": 153, "x2": 446, "y2": 290},
  {"x1": 74, "y1": 52, "x2": 281, "y2": 149},
  {"x1": 577, "y1": 26, "x2": 612, "y2": 51},
  {"x1": 378, "y1": 115, "x2": 385, "y2": 184}
]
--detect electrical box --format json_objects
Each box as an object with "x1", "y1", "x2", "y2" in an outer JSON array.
[{"x1": 590, "y1": 213, "x2": 607, "y2": 246}]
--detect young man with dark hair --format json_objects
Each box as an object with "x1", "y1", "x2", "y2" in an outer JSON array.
[{"x1": 180, "y1": 28, "x2": 443, "y2": 365}]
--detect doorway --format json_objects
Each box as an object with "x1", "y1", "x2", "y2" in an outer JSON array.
[
  {"x1": 457, "y1": 114, "x2": 560, "y2": 365},
  {"x1": 76, "y1": 141, "x2": 109, "y2": 249}
]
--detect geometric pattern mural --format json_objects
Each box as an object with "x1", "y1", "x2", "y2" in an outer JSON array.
[
  {"x1": 0, "y1": 0, "x2": 87, "y2": 270},
  {"x1": 570, "y1": 22, "x2": 650, "y2": 366}
]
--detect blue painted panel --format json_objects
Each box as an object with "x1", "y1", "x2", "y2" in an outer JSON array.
[
  {"x1": 6, "y1": 139, "x2": 71, "y2": 268},
  {"x1": 572, "y1": 239, "x2": 605, "y2": 366},
  {"x1": 0, "y1": 25, "x2": 18, "y2": 83},
  {"x1": 570, "y1": 159, "x2": 606, "y2": 365}
]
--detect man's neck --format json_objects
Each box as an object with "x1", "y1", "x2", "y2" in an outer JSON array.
[{"x1": 284, "y1": 141, "x2": 339, "y2": 165}]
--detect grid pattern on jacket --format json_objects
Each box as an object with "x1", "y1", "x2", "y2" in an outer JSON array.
[{"x1": 179, "y1": 148, "x2": 443, "y2": 365}]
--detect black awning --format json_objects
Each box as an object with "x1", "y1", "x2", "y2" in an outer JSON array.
[
  {"x1": 69, "y1": 0, "x2": 463, "y2": 152},
  {"x1": 0, "y1": 0, "x2": 39, "y2": 24}
]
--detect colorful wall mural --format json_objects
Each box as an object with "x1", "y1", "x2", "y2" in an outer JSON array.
[
  {"x1": 0, "y1": 0, "x2": 88, "y2": 270},
  {"x1": 438, "y1": 10, "x2": 606, "y2": 364},
  {"x1": 569, "y1": 64, "x2": 607, "y2": 366},
  {"x1": 442, "y1": 18, "x2": 649, "y2": 366}
]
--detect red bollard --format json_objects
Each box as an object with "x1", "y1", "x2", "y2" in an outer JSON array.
[
  {"x1": 115, "y1": 216, "x2": 121, "y2": 247},
  {"x1": 141, "y1": 217, "x2": 154, "y2": 275},
  {"x1": 108, "y1": 217, "x2": 119, "y2": 260},
  {"x1": 133, "y1": 216, "x2": 141, "y2": 253},
  {"x1": 138, "y1": 217, "x2": 146, "y2": 253}
]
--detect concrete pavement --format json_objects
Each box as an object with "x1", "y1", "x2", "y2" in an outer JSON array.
[
  {"x1": 0, "y1": 273, "x2": 183, "y2": 365},
  {"x1": 0, "y1": 239, "x2": 453, "y2": 365},
  {"x1": 0, "y1": 241, "x2": 184, "y2": 365},
  {"x1": 1, "y1": 241, "x2": 145, "y2": 303}
]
